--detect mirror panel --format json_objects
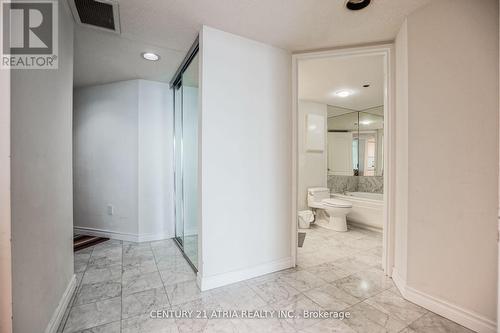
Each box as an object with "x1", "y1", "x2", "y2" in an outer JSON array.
[
  {"x1": 358, "y1": 111, "x2": 384, "y2": 176},
  {"x1": 181, "y1": 53, "x2": 199, "y2": 269},
  {"x1": 327, "y1": 112, "x2": 358, "y2": 176},
  {"x1": 327, "y1": 108, "x2": 384, "y2": 178}
]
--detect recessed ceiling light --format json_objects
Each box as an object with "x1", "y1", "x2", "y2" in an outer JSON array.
[
  {"x1": 345, "y1": 0, "x2": 371, "y2": 11},
  {"x1": 334, "y1": 90, "x2": 353, "y2": 98},
  {"x1": 141, "y1": 52, "x2": 160, "y2": 61},
  {"x1": 360, "y1": 120, "x2": 372, "y2": 125}
]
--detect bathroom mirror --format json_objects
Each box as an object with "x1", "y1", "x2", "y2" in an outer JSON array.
[
  {"x1": 327, "y1": 111, "x2": 358, "y2": 176},
  {"x1": 358, "y1": 110, "x2": 383, "y2": 176},
  {"x1": 327, "y1": 108, "x2": 384, "y2": 177}
]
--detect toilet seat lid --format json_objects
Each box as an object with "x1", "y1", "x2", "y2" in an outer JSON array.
[{"x1": 322, "y1": 198, "x2": 352, "y2": 208}]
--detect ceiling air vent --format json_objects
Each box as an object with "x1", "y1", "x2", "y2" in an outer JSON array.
[{"x1": 69, "y1": 0, "x2": 121, "y2": 33}]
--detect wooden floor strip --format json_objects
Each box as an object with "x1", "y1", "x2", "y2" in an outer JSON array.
[{"x1": 74, "y1": 235, "x2": 110, "y2": 252}]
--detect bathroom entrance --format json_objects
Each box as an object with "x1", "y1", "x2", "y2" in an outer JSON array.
[
  {"x1": 292, "y1": 45, "x2": 394, "y2": 281},
  {"x1": 171, "y1": 39, "x2": 200, "y2": 271}
]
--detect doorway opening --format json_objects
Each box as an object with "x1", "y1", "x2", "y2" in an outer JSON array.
[{"x1": 292, "y1": 45, "x2": 394, "y2": 280}]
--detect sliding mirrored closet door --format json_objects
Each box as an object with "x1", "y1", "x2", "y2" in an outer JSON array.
[
  {"x1": 172, "y1": 39, "x2": 199, "y2": 270},
  {"x1": 173, "y1": 85, "x2": 184, "y2": 247}
]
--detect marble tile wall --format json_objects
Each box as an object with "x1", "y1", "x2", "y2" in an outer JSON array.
[
  {"x1": 328, "y1": 175, "x2": 358, "y2": 193},
  {"x1": 328, "y1": 175, "x2": 383, "y2": 194},
  {"x1": 357, "y1": 176, "x2": 383, "y2": 193}
]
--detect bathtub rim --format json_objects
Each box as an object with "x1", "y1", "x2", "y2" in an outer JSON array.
[{"x1": 332, "y1": 192, "x2": 384, "y2": 205}]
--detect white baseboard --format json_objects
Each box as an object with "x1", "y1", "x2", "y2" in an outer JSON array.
[
  {"x1": 198, "y1": 257, "x2": 293, "y2": 291},
  {"x1": 44, "y1": 274, "x2": 76, "y2": 333},
  {"x1": 74, "y1": 226, "x2": 172, "y2": 243},
  {"x1": 391, "y1": 267, "x2": 406, "y2": 293},
  {"x1": 391, "y1": 268, "x2": 496, "y2": 333},
  {"x1": 137, "y1": 232, "x2": 173, "y2": 242}
]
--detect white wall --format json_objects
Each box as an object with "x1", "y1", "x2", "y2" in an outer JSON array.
[
  {"x1": 74, "y1": 79, "x2": 173, "y2": 241},
  {"x1": 74, "y1": 80, "x2": 139, "y2": 237},
  {"x1": 0, "y1": 52, "x2": 11, "y2": 333},
  {"x1": 394, "y1": 19, "x2": 409, "y2": 282},
  {"x1": 138, "y1": 80, "x2": 174, "y2": 238},
  {"x1": 10, "y1": 2, "x2": 74, "y2": 332},
  {"x1": 200, "y1": 26, "x2": 292, "y2": 289},
  {"x1": 298, "y1": 100, "x2": 327, "y2": 210},
  {"x1": 394, "y1": 1, "x2": 498, "y2": 331}
]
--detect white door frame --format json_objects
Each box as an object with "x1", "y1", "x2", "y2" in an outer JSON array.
[{"x1": 291, "y1": 44, "x2": 396, "y2": 276}]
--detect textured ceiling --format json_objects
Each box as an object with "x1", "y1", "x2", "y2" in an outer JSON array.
[
  {"x1": 73, "y1": 0, "x2": 432, "y2": 88},
  {"x1": 299, "y1": 54, "x2": 385, "y2": 111}
]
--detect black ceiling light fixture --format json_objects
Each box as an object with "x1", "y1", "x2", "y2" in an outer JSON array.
[{"x1": 345, "y1": 0, "x2": 371, "y2": 11}]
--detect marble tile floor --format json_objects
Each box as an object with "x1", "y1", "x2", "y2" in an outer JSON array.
[{"x1": 58, "y1": 225, "x2": 475, "y2": 333}]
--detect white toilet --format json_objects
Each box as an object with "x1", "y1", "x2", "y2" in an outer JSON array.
[{"x1": 307, "y1": 187, "x2": 352, "y2": 232}]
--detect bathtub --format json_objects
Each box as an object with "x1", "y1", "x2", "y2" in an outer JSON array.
[
  {"x1": 332, "y1": 191, "x2": 384, "y2": 230},
  {"x1": 345, "y1": 192, "x2": 383, "y2": 201}
]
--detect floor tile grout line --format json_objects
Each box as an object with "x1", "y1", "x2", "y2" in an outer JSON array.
[
  {"x1": 398, "y1": 310, "x2": 429, "y2": 332},
  {"x1": 58, "y1": 276, "x2": 79, "y2": 333},
  {"x1": 66, "y1": 240, "x2": 187, "y2": 332},
  {"x1": 60, "y1": 244, "x2": 96, "y2": 333},
  {"x1": 149, "y1": 239, "x2": 177, "y2": 306},
  {"x1": 151, "y1": 240, "x2": 174, "y2": 308},
  {"x1": 346, "y1": 282, "x2": 396, "y2": 309},
  {"x1": 71, "y1": 241, "x2": 123, "y2": 332},
  {"x1": 66, "y1": 226, "x2": 462, "y2": 332},
  {"x1": 332, "y1": 283, "x2": 402, "y2": 332},
  {"x1": 72, "y1": 245, "x2": 123, "y2": 305},
  {"x1": 245, "y1": 279, "x2": 278, "y2": 306},
  {"x1": 269, "y1": 269, "x2": 390, "y2": 314},
  {"x1": 304, "y1": 225, "x2": 443, "y2": 332},
  {"x1": 68, "y1": 226, "x2": 386, "y2": 332},
  {"x1": 297, "y1": 224, "x2": 396, "y2": 331}
]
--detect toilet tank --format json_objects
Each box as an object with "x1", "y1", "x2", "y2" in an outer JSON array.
[{"x1": 307, "y1": 187, "x2": 331, "y2": 207}]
